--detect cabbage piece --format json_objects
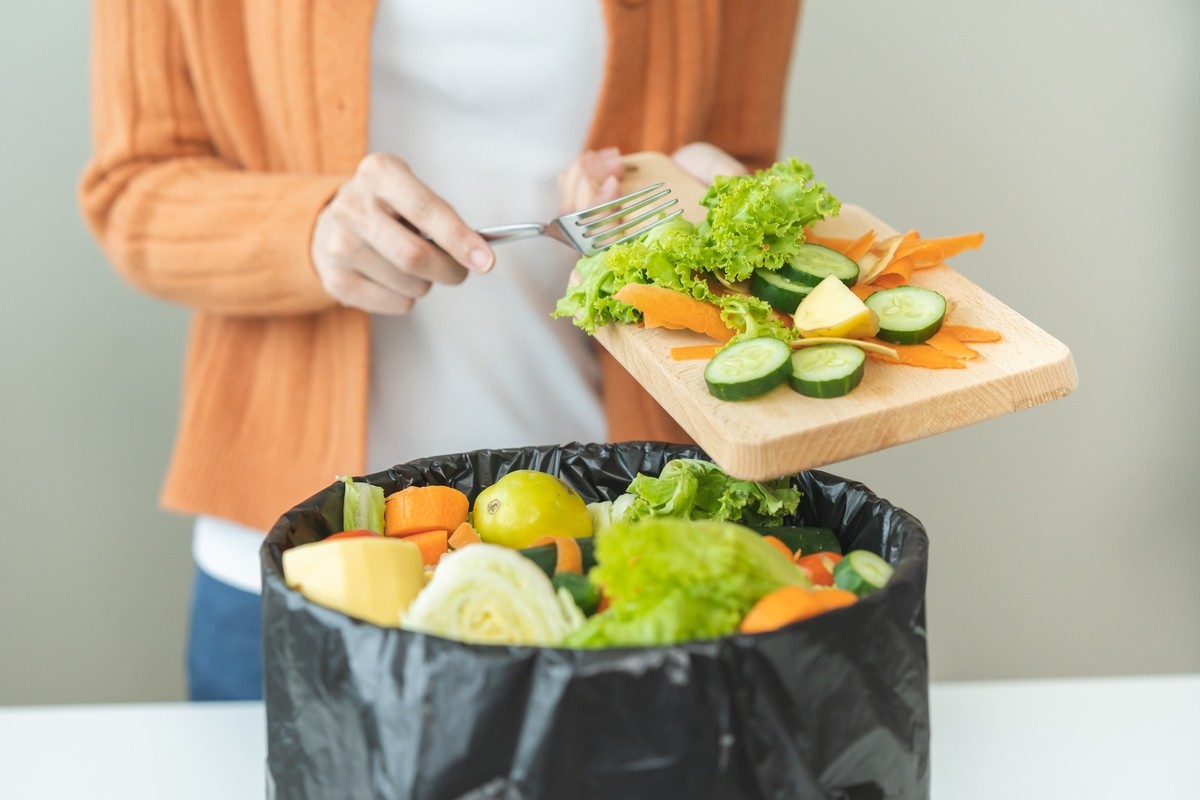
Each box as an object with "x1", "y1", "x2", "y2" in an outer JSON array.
[
  {"x1": 340, "y1": 476, "x2": 385, "y2": 534},
  {"x1": 565, "y1": 518, "x2": 809, "y2": 648},
  {"x1": 402, "y1": 544, "x2": 583, "y2": 646}
]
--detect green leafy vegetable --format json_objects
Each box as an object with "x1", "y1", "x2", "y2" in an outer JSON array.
[
  {"x1": 565, "y1": 518, "x2": 808, "y2": 647},
  {"x1": 340, "y1": 476, "x2": 385, "y2": 534},
  {"x1": 617, "y1": 458, "x2": 801, "y2": 528},
  {"x1": 553, "y1": 157, "x2": 839, "y2": 338},
  {"x1": 699, "y1": 158, "x2": 841, "y2": 282}
]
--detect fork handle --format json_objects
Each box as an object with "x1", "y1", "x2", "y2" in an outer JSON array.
[{"x1": 473, "y1": 223, "x2": 546, "y2": 245}]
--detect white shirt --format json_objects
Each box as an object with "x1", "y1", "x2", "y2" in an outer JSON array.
[{"x1": 193, "y1": 0, "x2": 608, "y2": 593}]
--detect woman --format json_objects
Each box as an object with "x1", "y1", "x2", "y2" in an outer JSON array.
[{"x1": 80, "y1": 0, "x2": 802, "y2": 700}]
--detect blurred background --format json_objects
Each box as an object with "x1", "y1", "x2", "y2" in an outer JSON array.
[{"x1": 1, "y1": 0, "x2": 1196, "y2": 705}]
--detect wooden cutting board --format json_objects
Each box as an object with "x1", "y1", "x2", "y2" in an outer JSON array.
[{"x1": 588, "y1": 152, "x2": 1078, "y2": 481}]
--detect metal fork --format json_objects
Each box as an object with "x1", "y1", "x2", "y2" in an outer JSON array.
[{"x1": 473, "y1": 183, "x2": 681, "y2": 257}]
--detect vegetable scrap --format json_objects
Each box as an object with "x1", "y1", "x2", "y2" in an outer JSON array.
[
  {"x1": 553, "y1": 156, "x2": 1002, "y2": 400},
  {"x1": 283, "y1": 466, "x2": 897, "y2": 647}
]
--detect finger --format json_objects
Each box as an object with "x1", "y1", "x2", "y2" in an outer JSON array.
[
  {"x1": 672, "y1": 142, "x2": 749, "y2": 185},
  {"x1": 343, "y1": 237, "x2": 441, "y2": 298},
  {"x1": 353, "y1": 198, "x2": 471, "y2": 287},
  {"x1": 320, "y1": 265, "x2": 421, "y2": 315},
  {"x1": 360, "y1": 154, "x2": 494, "y2": 273}
]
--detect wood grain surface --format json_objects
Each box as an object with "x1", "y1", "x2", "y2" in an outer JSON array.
[{"x1": 590, "y1": 153, "x2": 1078, "y2": 481}]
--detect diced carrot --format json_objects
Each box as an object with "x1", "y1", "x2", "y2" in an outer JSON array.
[
  {"x1": 941, "y1": 324, "x2": 1002, "y2": 343},
  {"x1": 925, "y1": 330, "x2": 979, "y2": 359},
  {"x1": 670, "y1": 344, "x2": 722, "y2": 361},
  {"x1": 762, "y1": 535, "x2": 793, "y2": 560},
  {"x1": 448, "y1": 521, "x2": 481, "y2": 550},
  {"x1": 384, "y1": 485, "x2": 470, "y2": 536},
  {"x1": 920, "y1": 232, "x2": 985, "y2": 259},
  {"x1": 529, "y1": 535, "x2": 584, "y2": 574},
  {"x1": 403, "y1": 529, "x2": 449, "y2": 566},
  {"x1": 614, "y1": 283, "x2": 735, "y2": 342},
  {"x1": 810, "y1": 587, "x2": 858, "y2": 611},
  {"x1": 864, "y1": 340, "x2": 967, "y2": 369}
]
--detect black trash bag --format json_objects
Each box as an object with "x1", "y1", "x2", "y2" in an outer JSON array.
[{"x1": 262, "y1": 441, "x2": 930, "y2": 800}]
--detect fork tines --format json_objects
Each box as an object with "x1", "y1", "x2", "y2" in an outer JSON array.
[{"x1": 572, "y1": 183, "x2": 683, "y2": 254}]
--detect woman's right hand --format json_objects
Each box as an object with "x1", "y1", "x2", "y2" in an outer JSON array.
[{"x1": 312, "y1": 153, "x2": 495, "y2": 315}]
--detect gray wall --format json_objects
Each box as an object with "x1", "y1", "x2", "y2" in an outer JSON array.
[{"x1": 0, "y1": 1, "x2": 1195, "y2": 706}]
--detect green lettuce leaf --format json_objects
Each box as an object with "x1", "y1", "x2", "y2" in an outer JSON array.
[
  {"x1": 698, "y1": 158, "x2": 840, "y2": 282},
  {"x1": 620, "y1": 458, "x2": 801, "y2": 528},
  {"x1": 564, "y1": 517, "x2": 809, "y2": 647}
]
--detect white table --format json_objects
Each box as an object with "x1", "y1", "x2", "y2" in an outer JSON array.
[{"x1": 1, "y1": 675, "x2": 1196, "y2": 799}]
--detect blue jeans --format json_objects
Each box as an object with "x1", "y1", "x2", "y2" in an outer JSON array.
[{"x1": 186, "y1": 567, "x2": 264, "y2": 701}]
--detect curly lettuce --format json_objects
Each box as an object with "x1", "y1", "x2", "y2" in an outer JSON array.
[
  {"x1": 698, "y1": 158, "x2": 841, "y2": 281},
  {"x1": 554, "y1": 157, "x2": 839, "y2": 336},
  {"x1": 564, "y1": 517, "x2": 808, "y2": 648},
  {"x1": 616, "y1": 458, "x2": 801, "y2": 528}
]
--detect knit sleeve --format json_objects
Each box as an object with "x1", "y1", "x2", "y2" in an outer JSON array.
[
  {"x1": 704, "y1": 0, "x2": 804, "y2": 172},
  {"x1": 78, "y1": 0, "x2": 345, "y2": 317}
]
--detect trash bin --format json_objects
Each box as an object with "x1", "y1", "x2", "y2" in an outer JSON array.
[{"x1": 261, "y1": 441, "x2": 930, "y2": 799}]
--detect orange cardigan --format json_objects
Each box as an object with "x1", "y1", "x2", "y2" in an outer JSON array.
[{"x1": 80, "y1": 0, "x2": 802, "y2": 531}]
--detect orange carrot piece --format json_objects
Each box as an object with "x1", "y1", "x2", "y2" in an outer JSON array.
[
  {"x1": 614, "y1": 283, "x2": 734, "y2": 342},
  {"x1": 385, "y1": 485, "x2": 469, "y2": 536},
  {"x1": 806, "y1": 229, "x2": 878, "y2": 261},
  {"x1": 762, "y1": 535, "x2": 794, "y2": 560},
  {"x1": 403, "y1": 529, "x2": 450, "y2": 566},
  {"x1": 920, "y1": 232, "x2": 985, "y2": 259},
  {"x1": 892, "y1": 230, "x2": 924, "y2": 260},
  {"x1": 907, "y1": 241, "x2": 946, "y2": 269},
  {"x1": 448, "y1": 521, "x2": 481, "y2": 550},
  {"x1": 843, "y1": 229, "x2": 878, "y2": 262},
  {"x1": 925, "y1": 330, "x2": 979, "y2": 359},
  {"x1": 670, "y1": 344, "x2": 722, "y2": 361},
  {"x1": 851, "y1": 283, "x2": 881, "y2": 301},
  {"x1": 941, "y1": 324, "x2": 1002, "y2": 343},
  {"x1": 878, "y1": 256, "x2": 914, "y2": 284},
  {"x1": 864, "y1": 340, "x2": 967, "y2": 369},
  {"x1": 872, "y1": 273, "x2": 907, "y2": 289},
  {"x1": 740, "y1": 586, "x2": 855, "y2": 634},
  {"x1": 529, "y1": 535, "x2": 583, "y2": 574}
]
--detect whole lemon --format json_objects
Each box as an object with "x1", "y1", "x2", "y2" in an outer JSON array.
[{"x1": 472, "y1": 470, "x2": 592, "y2": 549}]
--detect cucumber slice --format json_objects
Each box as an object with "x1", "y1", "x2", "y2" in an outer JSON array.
[
  {"x1": 832, "y1": 550, "x2": 895, "y2": 596},
  {"x1": 781, "y1": 243, "x2": 861, "y2": 288},
  {"x1": 553, "y1": 572, "x2": 601, "y2": 616},
  {"x1": 788, "y1": 344, "x2": 866, "y2": 398},
  {"x1": 863, "y1": 286, "x2": 947, "y2": 344},
  {"x1": 704, "y1": 338, "x2": 792, "y2": 401},
  {"x1": 750, "y1": 269, "x2": 813, "y2": 314},
  {"x1": 751, "y1": 525, "x2": 842, "y2": 556}
]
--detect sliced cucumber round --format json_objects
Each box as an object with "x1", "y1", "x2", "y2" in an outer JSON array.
[
  {"x1": 863, "y1": 285, "x2": 947, "y2": 344},
  {"x1": 750, "y1": 269, "x2": 813, "y2": 314},
  {"x1": 833, "y1": 550, "x2": 895, "y2": 596},
  {"x1": 781, "y1": 243, "x2": 861, "y2": 288},
  {"x1": 788, "y1": 344, "x2": 866, "y2": 398},
  {"x1": 704, "y1": 338, "x2": 792, "y2": 401}
]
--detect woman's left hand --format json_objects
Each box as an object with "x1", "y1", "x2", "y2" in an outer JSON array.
[
  {"x1": 671, "y1": 142, "x2": 749, "y2": 185},
  {"x1": 557, "y1": 147, "x2": 625, "y2": 215}
]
